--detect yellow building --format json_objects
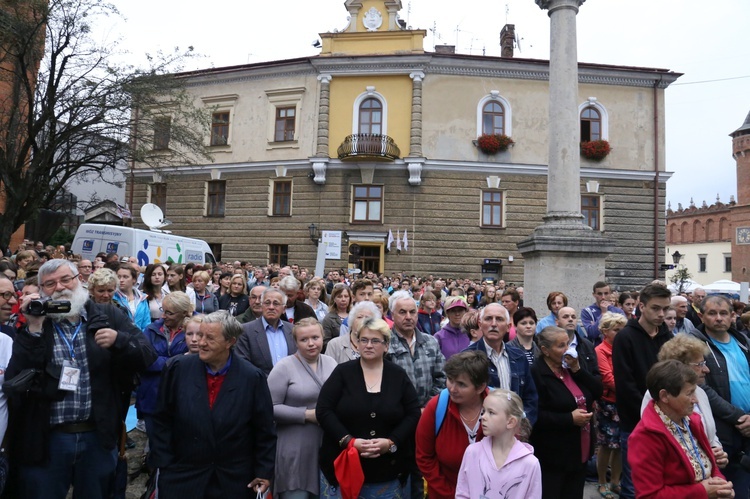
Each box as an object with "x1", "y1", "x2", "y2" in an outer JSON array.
[{"x1": 129, "y1": 0, "x2": 681, "y2": 289}]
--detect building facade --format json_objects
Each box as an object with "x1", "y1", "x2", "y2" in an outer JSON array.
[
  {"x1": 128, "y1": 0, "x2": 680, "y2": 289},
  {"x1": 665, "y1": 198, "x2": 734, "y2": 285}
]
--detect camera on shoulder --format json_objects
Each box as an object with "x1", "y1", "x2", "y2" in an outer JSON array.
[{"x1": 27, "y1": 299, "x2": 72, "y2": 317}]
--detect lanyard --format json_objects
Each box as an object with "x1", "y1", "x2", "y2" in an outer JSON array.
[
  {"x1": 54, "y1": 322, "x2": 83, "y2": 362},
  {"x1": 197, "y1": 293, "x2": 208, "y2": 313},
  {"x1": 675, "y1": 418, "x2": 707, "y2": 480}
]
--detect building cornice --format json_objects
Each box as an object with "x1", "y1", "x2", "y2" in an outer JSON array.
[{"x1": 132, "y1": 159, "x2": 673, "y2": 183}]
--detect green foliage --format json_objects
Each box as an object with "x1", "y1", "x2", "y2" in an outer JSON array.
[
  {"x1": 48, "y1": 227, "x2": 74, "y2": 247},
  {"x1": 670, "y1": 266, "x2": 693, "y2": 294}
]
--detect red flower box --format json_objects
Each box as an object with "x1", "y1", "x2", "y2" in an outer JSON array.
[
  {"x1": 476, "y1": 134, "x2": 514, "y2": 154},
  {"x1": 580, "y1": 140, "x2": 611, "y2": 161}
]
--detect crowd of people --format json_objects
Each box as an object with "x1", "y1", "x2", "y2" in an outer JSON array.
[{"x1": 0, "y1": 239, "x2": 748, "y2": 498}]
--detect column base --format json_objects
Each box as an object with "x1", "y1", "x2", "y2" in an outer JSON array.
[{"x1": 517, "y1": 220, "x2": 614, "y2": 314}]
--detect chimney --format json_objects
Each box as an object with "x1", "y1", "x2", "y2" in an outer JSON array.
[
  {"x1": 500, "y1": 24, "x2": 515, "y2": 58},
  {"x1": 434, "y1": 44, "x2": 455, "y2": 54}
]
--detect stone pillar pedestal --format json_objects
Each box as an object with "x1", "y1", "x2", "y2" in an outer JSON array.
[
  {"x1": 519, "y1": 0, "x2": 613, "y2": 312},
  {"x1": 311, "y1": 74, "x2": 332, "y2": 184}
]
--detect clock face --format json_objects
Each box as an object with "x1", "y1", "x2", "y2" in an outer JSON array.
[{"x1": 738, "y1": 227, "x2": 750, "y2": 245}]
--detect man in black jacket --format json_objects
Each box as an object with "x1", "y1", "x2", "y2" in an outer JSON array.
[
  {"x1": 690, "y1": 295, "x2": 750, "y2": 499},
  {"x1": 4, "y1": 259, "x2": 156, "y2": 499},
  {"x1": 612, "y1": 283, "x2": 672, "y2": 499},
  {"x1": 555, "y1": 306, "x2": 600, "y2": 378}
]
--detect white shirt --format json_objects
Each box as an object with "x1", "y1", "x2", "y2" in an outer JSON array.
[{"x1": 0, "y1": 333, "x2": 13, "y2": 443}]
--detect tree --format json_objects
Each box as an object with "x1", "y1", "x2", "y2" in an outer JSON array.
[
  {"x1": 0, "y1": 0, "x2": 211, "y2": 250},
  {"x1": 670, "y1": 266, "x2": 693, "y2": 294}
]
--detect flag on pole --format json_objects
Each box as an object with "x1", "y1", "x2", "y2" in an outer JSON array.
[
  {"x1": 386, "y1": 229, "x2": 394, "y2": 251},
  {"x1": 116, "y1": 203, "x2": 132, "y2": 219},
  {"x1": 403, "y1": 230, "x2": 409, "y2": 251},
  {"x1": 396, "y1": 230, "x2": 402, "y2": 252}
]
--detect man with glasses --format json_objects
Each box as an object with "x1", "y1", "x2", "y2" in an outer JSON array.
[
  {"x1": 77, "y1": 259, "x2": 93, "y2": 289},
  {"x1": 235, "y1": 288, "x2": 295, "y2": 375},
  {"x1": 5, "y1": 259, "x2": 156, "y2": 499},
  {"x1": 690, "y1": 295, "x2": 750, "y2": 499},
  {"x1": 0, "y1": 274, "x2": 18, "y2": 338},
  {"x1": 238, "y1": 285, "x2": 267, "y2": 324}
]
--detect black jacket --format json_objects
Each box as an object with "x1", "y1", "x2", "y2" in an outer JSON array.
[
  {"x1": 612, "y1": 318, "x2": 672, "y2": 432},
  {"x1": 530, "y1": 360, "x2": 603, "y2": 470},
  {"x1": 689, "y1": 326, "x2": 750, "y2": 457},
  {"x1": 280, "y1": 300, "x2": 317, "y2": 323},
  {"x1": 4, "y1": 300, "x2": 156, "y2": 465},
  {"x1": 573, "y1": 330, "x2": 601, "y2": 380}
]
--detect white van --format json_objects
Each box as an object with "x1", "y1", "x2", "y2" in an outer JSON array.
[{"x1": 72, "y1": 224, "x2": 216, "y2": 267}]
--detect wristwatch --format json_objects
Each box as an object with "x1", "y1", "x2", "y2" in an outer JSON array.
[{"x1": 388, "y1": 439, "x2": 397, "y2": 453}]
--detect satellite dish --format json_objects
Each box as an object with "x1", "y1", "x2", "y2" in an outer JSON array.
[{"x1": 140, "y1": 204, "x2": 172, "y2": 233}]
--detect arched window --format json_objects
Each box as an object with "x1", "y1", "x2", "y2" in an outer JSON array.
[
  {"x1": 668, "y1": 223, "x2": 676, "y2": 243},
  {"x1": 680, "y1": 222, "x2": 689, "y2": 244},
  {"x1": 580, "y1": 107, "x2": 601, "y2": 141},
  {"x1": 482, "y1": 101, "x2": 505, "y2": 135},
  {"x1": 578, "y1": 99, "x2": 609, "y2": 141},
  {"x1": 705, "y1": 219, "x2": 714, "y2": 241},
  {"x1": 693, "y1": 220, "x2": 702, "y2": 243},
  {"x1": 358, "y1": 98, "x2": 383, "y2": 135}
]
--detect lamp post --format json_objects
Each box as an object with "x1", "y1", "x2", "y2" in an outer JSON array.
[
  {"x1": 671, "y1": 251, "x2": 683, "y2": 265},
  {"x1": 308, "y1": 223, "x2": 320, "y2": 246}
]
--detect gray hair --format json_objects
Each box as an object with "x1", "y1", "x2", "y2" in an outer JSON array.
[
  {"x1": 163, "y1": 291, "x2": 195, "y2": 316},
  {"x1": 479, "y1": 302, "x2": 509, "y2": 322},
  {"x1": 202, "y1": 310, "x2": 243, "y2": 342},
  {"x1": 671, "y1": 295, "x2": 688, "y2": 306},
  {"x1": 261, "y1": 287, "x2": 287, "y2": 307},
  {"x1": 348, "y1": 300, "x2": 382, "y2": 325},
  {"x1": 279, "y1": 275, "x2": 301, "y2": 292},
  {"x1": 388, "y1": 290, "x2": 413, "y2": 313},
  {"x1": 38, "y1": 259, "x2": 79, "y2": 284},
  {"x1": 88, "y1": 268, "x2": 118, "y2": 289}
]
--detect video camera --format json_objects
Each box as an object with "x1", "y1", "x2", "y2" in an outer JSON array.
[{"x1": 26, "y1": 299, "x2": 71, "y2": 317}]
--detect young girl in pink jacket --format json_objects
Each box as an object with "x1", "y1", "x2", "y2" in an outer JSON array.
[{"x1": 456, "y1": 389, "x2": 542, "y2": 499}]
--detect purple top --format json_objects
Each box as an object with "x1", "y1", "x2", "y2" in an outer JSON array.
[{"x1": 434, "y1": 324, "x2": 469, "y2": 360}]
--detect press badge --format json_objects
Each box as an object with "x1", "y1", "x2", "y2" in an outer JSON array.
[{"x1": 58, "y1": 361, "x2": 81, "y2": 392}]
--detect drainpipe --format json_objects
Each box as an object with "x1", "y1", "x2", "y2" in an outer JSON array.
[
  {"x1": 128, "y1": 106, "x2": 138, "y2": 228},
  {"x1": 652, "y1": 77, "x2": 662, "y2": 279}
]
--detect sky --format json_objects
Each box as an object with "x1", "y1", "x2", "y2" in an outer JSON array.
[{"x1": 102, "y1": 0, "x2": 750, "y2": 210}]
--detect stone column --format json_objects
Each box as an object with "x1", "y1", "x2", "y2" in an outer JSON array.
[
  {"x1": 408, "y1": 71, "x2": 424, "y2": 158},
  {"x1": 517, "y1": 0, "x2": 613, "y2": 314},
  {"x1": 315, "y1": 74, "x2": 332, "y2": 158},
  {"x1": 405, "y1": 71, "x2": 425, "y2": 185},
  {"x1": 311, "y1": 74, "x2": 332, "y2": 185}
]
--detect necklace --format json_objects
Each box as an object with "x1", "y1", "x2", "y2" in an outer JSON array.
[
  {"x1": 366, "y1": 380, "x2": 380, "y2": 391},
  {"x1": 459, "y1": 407, "x2": 481, "y2": 424},
  {"x1": 545, "y1": 359, "x2": 564, "y2": 380}
]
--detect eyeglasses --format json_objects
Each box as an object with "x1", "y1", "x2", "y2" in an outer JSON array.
[
  {"x1": 262, "y1": 301, "x2": 284, "y2": 307},
  {"x1": 41, "y1": 274, "x2": 79, "y2": 291},
  {"x1": 358, "y1": 338, "x2": 385, "y2": 346},
  {"x1": 688, "y1": 361, "x2": 708, "y2": 368},
  {"x1": 0, "y1": 291, "x2": 16, "y2": 301}
]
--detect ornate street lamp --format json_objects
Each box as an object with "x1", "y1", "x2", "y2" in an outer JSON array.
[{"x1": 308, "y1": 223, "x2": 320, "y2": 246}]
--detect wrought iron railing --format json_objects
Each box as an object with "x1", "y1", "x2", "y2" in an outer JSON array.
[{"x1": 337, "y1": 133, "x2": 400, "y2": 161}]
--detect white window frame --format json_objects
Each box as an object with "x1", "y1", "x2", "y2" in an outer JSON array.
[
  {"x1": 476, "y1": 91, "x2": 513, "y2": 137},
  {"x1": 352, "y1": 87, "x2": 388, "y2": 134},
  {"x1": 350, "y1": 184, "x2": 384, "y2": 224},
  {"x1": 268, "y1": 178, "x2": 293, "y2": 217},
  {"x1": 201, "y1": 94, "x2": 238, "y2": 149},
  {"x1": 265, "y1": 87, "x2": 305, "y2": 149},
  {"x1": 480, "y1": 189, "x2": 506, "y2": 228},
  {"x1": 578, "y1": 97, "x2": 609, "y2": 141}
]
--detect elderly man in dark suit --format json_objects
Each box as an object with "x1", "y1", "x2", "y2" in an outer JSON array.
[
  {"x1": 235, "y1": 288, "x2": 296, "y2": 375},
  {"x1": 151, "y1": 310, "x2": 276, "y2": 499},
  {"x1": 278, "y1": 276, "x2": 316, "y2": 324}
]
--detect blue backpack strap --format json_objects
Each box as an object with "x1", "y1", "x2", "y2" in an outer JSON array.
[{"x1": 434, "y1": 388, "x2": 450, "y2": 436}]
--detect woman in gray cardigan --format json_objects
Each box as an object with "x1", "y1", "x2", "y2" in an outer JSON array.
[{"x1": 267, "y1": 318, "x2": 339, "y2": 498}]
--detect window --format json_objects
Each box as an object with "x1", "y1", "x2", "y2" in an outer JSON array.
[
  {"x1": 153, "y1": 117, "x2": 171, "y2": 150},
  {"x1": 482, "y1": 101, "x2": 505, "y2": 135},
  {"x1": 210, "y1": 112, "x2": 230, "y2": 146},
  {"x1": 725, "y1": 255, "x2": 732, "y2": 273},
  {"x1": 269, "y1": 244, "x2": 288, "y2": 266},
  {"x1": 208, "y1": 243, "x2": 222, "y2": 262},
  {"x1": 580, "y1": 107, "x2": 601, "y2": 142},
  {"x1": 274, "y1": 107, "x2": 296, "y2": 142},
  {"x1": 206, "y1": 181, "x2": 226, "y2": 217},
  {"x1": 358, "y1": 98, "x2": 383, "y2": 134},
  {"x1": 581, "y1": 195, "x2": 601, "y2": 231},
  {"x1": 698, "y1": 255, "x2": 707, "y2": 273},
  {"x1": 149, "y1": 183, "x2": 167, "y2": 214},
  {"x1": 272, "y1": 180, "x2": 292, "y2": 216},
  {"x1": 481, "y1": 190, "x2": 504, "y2": 227},
  {"x1": 352, "y1": 185, "x2": 382, "y2": 224}
]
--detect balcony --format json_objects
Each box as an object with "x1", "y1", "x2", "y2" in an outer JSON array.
[{"x1": 337, "y1": 133, "x2": 400, "y2": 161}]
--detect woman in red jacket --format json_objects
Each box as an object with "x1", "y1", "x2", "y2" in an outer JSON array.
[
  {"x1": 415, "y1": 351, "x2": 489, "y2": 499},
  {"x1": 630, "y1": 360, "x2": 733, "y2": 499}
]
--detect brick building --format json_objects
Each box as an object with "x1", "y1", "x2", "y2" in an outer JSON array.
[{"x1": 128, "y1": 0, "x2": 681, "y2": 289}]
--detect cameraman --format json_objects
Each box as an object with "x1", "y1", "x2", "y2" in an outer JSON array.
[{"x1": 4, "y1": 259, "x2": 156, "y2": 499}]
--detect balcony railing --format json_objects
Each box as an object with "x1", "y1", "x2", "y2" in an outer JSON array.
[{"x1": 337, "y1": 133, "x2": 401, "y2": 161}]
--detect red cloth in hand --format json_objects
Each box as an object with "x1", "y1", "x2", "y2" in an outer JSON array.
[{"x1": 334, "y1": 439, "x2": 364, "y2": 499}]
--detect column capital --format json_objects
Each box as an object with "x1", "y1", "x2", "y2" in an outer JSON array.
[
  {"x1": 409, "y1": 71, "x2": 425, "y2": 83},
  {"x1": 535, "y1": 0, "x2": 585, "y2": 12},
  {"x1": 317, "y1": 74, "x2": 332, "y2": 83}
]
